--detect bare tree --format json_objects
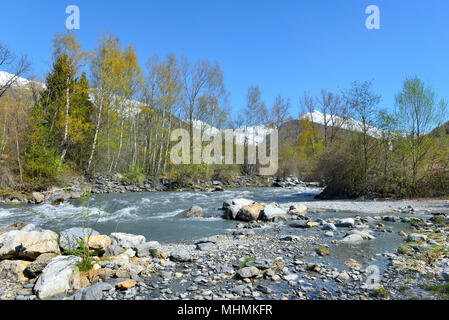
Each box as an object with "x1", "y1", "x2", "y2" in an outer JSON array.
[
  {"x1": 269, "y1": 94, "x2": 290, "y2": 129},
  {"x1": 0, "y1": 42, "x2": 30, "y2": 99},
  {"x1": 342, "y1": 80, "x2": 381, "y2": 182}
]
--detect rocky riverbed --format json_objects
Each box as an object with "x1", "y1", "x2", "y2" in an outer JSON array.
[{"x1": 1, "y1": 196, "x2": 449, "y2": 301}]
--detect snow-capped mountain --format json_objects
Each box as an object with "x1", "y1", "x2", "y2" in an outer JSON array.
[
  {"x1": 0, "y1": 71, "x2": 382, "y2": 143},
  {"x1": 300, "y1": 110, "x2": 383, "y2": 138},
  {"x1": 0, "y1": 70, "x2": 45, "y2": 89}
]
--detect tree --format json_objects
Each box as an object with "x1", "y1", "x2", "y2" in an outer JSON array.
[
  {"x1": 180, "y1": 57, "x2": 226, "y2": 157},
  {"x1": 87, "y1": 33, "x2": 142, "y2": 173},
  {"x1": 269, "y1": 94, "x2": 290, "y2": 129},
  {"x1": 240, "y1": 85, "x2": 268, "y2": 175},
  {"x1": 342, "y1": 80, "x2": 381, "y2": 184},
  {"x1": 395, "y1": 76, "x2": 442, "y2": 192}
]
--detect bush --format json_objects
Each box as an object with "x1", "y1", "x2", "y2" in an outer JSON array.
[{"x1": 23, "y1": 143, "x2": 64, "y2": 190}]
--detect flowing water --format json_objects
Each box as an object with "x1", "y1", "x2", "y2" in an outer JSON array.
[{"x1": 0, "y1": 186, "x2": 322, "y2": 242}]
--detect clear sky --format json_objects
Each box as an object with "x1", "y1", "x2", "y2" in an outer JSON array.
[{"x1": 2, "y1": 0, "x2": 449, "y2": 121}]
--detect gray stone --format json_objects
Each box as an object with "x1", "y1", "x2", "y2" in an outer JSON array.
[
  {"x1": 407, "y1": 233, "x2": 427, "y2": 242},
  {"x1": 59, "y1": 227, "x2": 100, "y2": 252},
  {"x1": 246, "y1": 258, "x2": 273, "y2": 270},
  {"x1": 336, "y1": 271, "x2": 350, "y2": 282},
  {"x1": 176, "y1": 205, "x2": 204, "y2": 218},
  {"x1": 170, "y1": 248, "x2": 191, "y2": 262},
  {"x1": 237, "y1": 266, "x2": 260, "y2": 279},
  {"x1": 322, "y1": 223, "x2": 337, "y2": 231},
  {"x1": 196, "y1": 242, "x2": 215, "y2": 251},
  {"x1": 24, "y1": 253, "x2": 56, "y2": 278},
  {"x1": 103, "y1": 244, "x2": 125, "y2": 257},
  {"x1": 340, "y1": 234, "x2": 364, "y2": 244},
  {"x1": 336, "y1": 218, "x2": 355, "y2": 228},
  {"x1": 280, "y1": 235, "x2": 300, "y2": 241},
  {"x1": 110, "y1": 232, "x2": 146, "y2": 249},
  {"x1": 261, "y1": 205, "x2": 287, "y2": 221},
  {"x1": 283, "y1": 273, "x2": 298, "y2": 281},
  {"x1": 136, "y1": 241, "x2": 161, "y2": 257},
  {"x1": 288, "y1": 220, "x2": 308, "y2": 228},
  {"x1": 66, "y1": 282, "x2": 105, "y2": 300}
]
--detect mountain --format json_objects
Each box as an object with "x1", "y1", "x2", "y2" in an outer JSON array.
[
  {"x1": 0, "y1": 70, "x2": 45, "y2": 89},
  {"x1": 0, "y1": 71, "x2": 383, "y2": 144},
  {"x1": 299, "y1": 110, "x2": 383, "y2": 138}
]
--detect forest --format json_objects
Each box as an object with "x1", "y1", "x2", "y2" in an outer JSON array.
[{"x1": 1, "y1": 30, "x2": 449, "y2": 199}]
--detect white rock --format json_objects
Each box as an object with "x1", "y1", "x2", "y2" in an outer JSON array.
[
  {"x1": 33, "y1": 255, "x2": 81, "y2": 299},
  {"x1": 336, "y1": 218, "x2": 355, "y2": 228},
  {"x1": 110, "y1": 232, "x2": 146, "y2": 249},
  {"x1": 0, "y1": 230, "x2": 60, "y2": 259},
  {"x1": 340, "y1": 234, "x2": 364, "y2": 244}
]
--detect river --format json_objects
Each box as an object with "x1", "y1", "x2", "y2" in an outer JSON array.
[{"x1": 0, "y1": 186, "x2": 322, "y2": 242}]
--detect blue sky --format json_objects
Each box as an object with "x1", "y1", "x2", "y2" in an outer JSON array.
[{"x1": 2, "y1": 0, "x2": 449, "y2": 121}]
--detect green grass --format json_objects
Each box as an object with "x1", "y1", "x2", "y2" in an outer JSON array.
[
  {"x1": 425, "y1": 282, "x2": 449, "y2": 299},
  {"x1": 239, "y1": 257, "x2": 256, "y2": 268},
  {"x1": 315, "y1": 246, "x2": 331, "y2": 256},
  {"x1": 375, "y1": 287, "x2": 391, "y2": 298}
]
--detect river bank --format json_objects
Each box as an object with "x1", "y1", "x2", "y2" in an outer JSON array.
[
  {"x1": 1, "y1": 190, "x2": 448, "y2": 300},
  {"x1": 0, "y1": 175, "x2": 321, "y2": 205}
]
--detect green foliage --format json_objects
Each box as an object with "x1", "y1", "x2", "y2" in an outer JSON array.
[
  {"x1": 239, "y1": 256, "x2": 256, "y2": 268},
  {"x1": 124, "y1": 164, "x2": 146, "y2": 185},
  {"x1": 23, "y1": 143, "x2": 63, "y2": 190},
  {"x1": 316, "y1": 246, "x2": 331, "y2": 256},
  {"x1": 62, "y1": 236, "x2": 94, "y2": 272}
]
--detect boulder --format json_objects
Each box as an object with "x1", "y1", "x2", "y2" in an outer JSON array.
[
  {"x1": 65, "y1": 282, "x2": 109, "y2": 300},
  {"x1": 170, "y1": 248, "x2": 191, "y2": 262},
  {"x1": 246, "y1": 258, "x2": 272, "y2": 270},
  {"x1": 176, "y1": 205, "x2": 204, "y2": 218},
  {"x1": 322, "y1": 223, "x2": 337, "y2": 231},
  {"x1": 103, "y1": 244, "x2": 124, "y2": 257},
  {"x1": 109, "y1": 253, "x2": 131, "y2": 268},
  {"x1": 336, "y1": 271, "x2": 350, "y2": 282},
  {"x1": 84, "y1": 235, "x2": 111, "y2": 253},
  {"x1": 261, "y1": 205, "x2": 287, "y2": 221},
  {"x1": 0, "y1": 260, "x2": 31, "y2": 282},
  {"x1": 110, "y1": 232, "x2": 146, "y2": 249},
  {"x1": 237, "y1": 266, "x2": 260, "y2": 279},
  {"x1": 283, "y1": 273, "x2": 299, "y2": 282},
  {"x1": 236, "y1": 203, "x2": 265, "y2": 221},
  {"x1": 32, "y1": 192, "x2": 45, "y2": 204},
  {"x1": 336, "y1": 218, "x2": 355, "y2": 228},
  {"x1": 225, "y1": 205, "x2": 241, "y2": 220},
  {"x1": 196, "y1": 242, "x2": 215, "y2": 251},
  {"x1": 223, "y1": 198, "x2": 254, "y2": 210},
  {"x1": 59, "y1": 228, "x2": 100, "y2": 252},
  {"x1": 33, "y1": 255, "x2": 82, "y2": 299},
  {"x1": 348, "y1": 229, "x2": 376, "y2": 240},
  {"x1": 24, "y1": 253, "x2": 56, "y2": 278},
  {"x1": 340, "y1": 234, "x2": 364, "y2": 244},
  {"x1": 136, "y1": 241, "x2": 161, "y2": 257},
  {"x1": 288, "y1": 220, "x2": 309, "y2": 228},
  {"x1": 288, "y1": 204, "x2": 307, "y2": 215},
  {"x1": 0, "y1": 230, "x2": 60, "y2": 260},
  {"x1": 46, "y1": 190, "x2": 71, "y2": 205},
  {"x1": 407, "y1": 233, "x2": 427, "y2": 242},
  {"x1": 117, "y1": 279, "x2": 136, "y2": 290}
]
